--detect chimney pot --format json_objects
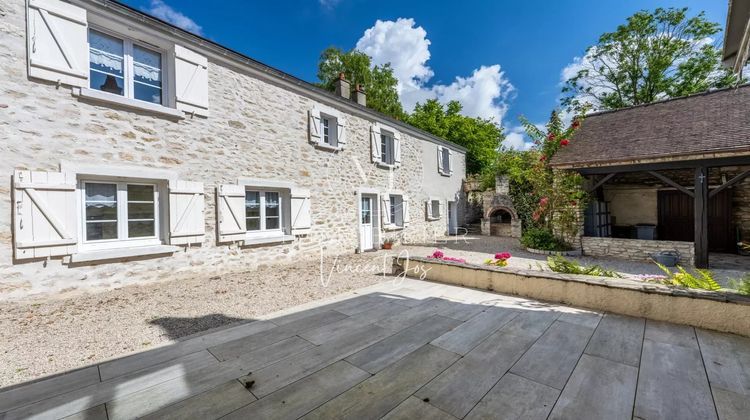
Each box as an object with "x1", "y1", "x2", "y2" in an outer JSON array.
[
  {"x1": 334, "y1": 75, "x2": 351, "y2": 99},
  {"x1": 354, "y1": 84, "x2": 366, "y2": 106}
]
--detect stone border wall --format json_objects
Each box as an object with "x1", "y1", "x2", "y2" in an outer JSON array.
[
  {"x1": 393, "y1": 257, "x2": 750, "y2": 337},
  {"x1": 581, "y1": 236, "x2": 695, "y2": 266}
]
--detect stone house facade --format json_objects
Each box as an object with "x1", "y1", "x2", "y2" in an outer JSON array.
[{"x1": 0, "y1": 0, "x2": 467, "y2": 299}]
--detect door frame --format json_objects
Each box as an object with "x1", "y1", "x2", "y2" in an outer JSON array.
[{"x1": 356, "y1": 187, "x2": 380, "y2": 252}]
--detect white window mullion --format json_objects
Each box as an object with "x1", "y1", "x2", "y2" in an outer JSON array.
[
  {"x1": 118, "y1": 183, "x2": 128, "y2": 240},
  {"x1": 259, "y1": 192, "x2": 266, "y2": 231},
  {"x1": 124, "y1": 40, "x2": 134, "y2": 100}
]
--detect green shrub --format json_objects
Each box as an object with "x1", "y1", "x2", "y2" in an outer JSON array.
[
  {"x1": 521, "y1": 228, "x2": 569, "y2": 251},
  {"x1": 547, "y1": 256, "x2": 619, "y2": 277},
  {"x1": 654, "y1": 263, "x2": 721, "y2": 291},
  {"x1": 729, "y1": 275, "x2": 750, "y2": 295}
]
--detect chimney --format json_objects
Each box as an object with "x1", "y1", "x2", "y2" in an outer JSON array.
[
  {"x1": 334, "y1": 73, "x2": 350, "y2": 99},
  {"x1": 354, "y1": 84, "x2": 366, "y2": 106}
]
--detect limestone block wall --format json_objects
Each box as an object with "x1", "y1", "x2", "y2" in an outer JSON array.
[
  {"x1": 0, "y1": 0, "x2": 465, "y2": 299},
  {"x1": 581, "y1": 237, "x2": 694, "y2": 266}
]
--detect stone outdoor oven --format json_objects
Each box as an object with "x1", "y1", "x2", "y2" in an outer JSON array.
[{"x1": 481, "y1": 176, "x2": 522, "y2": 238}]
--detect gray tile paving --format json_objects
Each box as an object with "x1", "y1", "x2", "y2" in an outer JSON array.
[{"x1": 0, "y1": 278, "x2": 747, "y2": 420}]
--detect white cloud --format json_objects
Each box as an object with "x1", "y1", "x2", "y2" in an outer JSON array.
[
  {"x1": 147, "y1": 0, "x2": 203, "y2": 35},
  {"x1": 503, "y1": 126, "x2": 533, "y2": 151},
  {"x1": 355, "y1": 18, "x2": 514, "y2": 124}
]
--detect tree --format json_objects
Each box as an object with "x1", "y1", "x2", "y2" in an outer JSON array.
[
  {"x1": 317, "y1": 47, "x2": 405, "y2": 119},
  {"x1": 562, "y1": 8, "x2": 741, "y2": 112},
  {"x1": 408, "y1": 99, "x2": 504, "y2": 176}
]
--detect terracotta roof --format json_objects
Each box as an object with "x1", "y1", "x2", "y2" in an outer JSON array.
[{"x1": 551, "y1": 85, "x2": 750, "y2": 168}]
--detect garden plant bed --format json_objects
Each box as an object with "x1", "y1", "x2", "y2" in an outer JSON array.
[{"x1": 394, "y1": 256, "x2": 750, "y2": 336}]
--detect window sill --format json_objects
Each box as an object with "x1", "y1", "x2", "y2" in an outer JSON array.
[
  {"x1": 383, "y1": 224, "x2": 405, "y2": 231},
  {"x1": 376, "y1": 162, "x2": 399, "y2": 170},
  {"x1": 242, "y1": 234, "x2": 295, "y2": 247},
  {"x1": 426, "y1": 217, "x2": 440, "y2": 221},
  {"x1": 69, "y1": 245, "x2": 180, "y2": 264},
  {"x1": 72, "y1": 87, "x2": 184, "y2": 119},
  {"x1": 438, "y1": 171, "x2": 452, "y2": 177},
  {"x1": 314, "y1": 142, "x2": 343, "y2": 152}
]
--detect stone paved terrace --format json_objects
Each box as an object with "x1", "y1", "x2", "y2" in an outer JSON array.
[{"x1": 0, "y1": 278, "x2": 748, "y2": 420}]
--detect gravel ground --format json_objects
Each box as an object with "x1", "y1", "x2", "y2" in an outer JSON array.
[
  {"x1": 0, "y1": 252, "x2": 396, "y2": 387},
  {"x1": 1, "y1": 236, "x2": 747, "y2": 388}
]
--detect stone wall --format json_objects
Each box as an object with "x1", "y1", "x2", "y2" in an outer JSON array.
[
  {"x1": 0, "y1": 0, "x2": 465, "y2": 299},
  {"x1": 581, "y1": 237, "x2": 694, "y2": 266}
]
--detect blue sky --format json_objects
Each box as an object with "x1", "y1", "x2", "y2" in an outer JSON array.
[{"x1": 123, "y1": 0, "x2": 728, "y2": 148}]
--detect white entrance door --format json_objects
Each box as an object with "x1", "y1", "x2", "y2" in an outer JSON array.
[
  {"x1": 448, "y1": 201, "x2": 458, "y2": 235},
  {"x1": 360, "y1": 196, "x2": 374, "y2": 251}
]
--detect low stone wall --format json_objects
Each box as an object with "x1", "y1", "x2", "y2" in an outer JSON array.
[
  {"x1": 581, "y1": 236, "x2": 694, "y2": 266},
  {"x1": 393, "y1": 257, "x2": 750, "y2": 337}
]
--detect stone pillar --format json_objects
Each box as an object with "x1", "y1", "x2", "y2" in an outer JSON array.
[
  {"x1": 495, "y1": 175, "x2": 510, "y2": 195},
  {"x1": 481, "y1": 218, "x2": 491, "y2": 236}
]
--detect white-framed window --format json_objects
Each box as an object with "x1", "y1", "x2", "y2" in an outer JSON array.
[
  {"x1": 441, "y1": 147, "x2": 451, "y2": 173},
  {"x1": 245, "y1": 190, "x2": 283, "y2": 234},
  {"x1": 390, "y1": 194, "x2": 404, "y2": 227},
  {"x1": 381, "y1": 131, "x2": 395, "y2": 165},
  {"x1": 321, "y1": 114, "x2": 338, "y2": 147},
  {"x1": 81, "y1": 180, "x2": 161, "y2": 249},
  {"x1": 88, "y1": 28, "x2": 164, "y2": 105}
]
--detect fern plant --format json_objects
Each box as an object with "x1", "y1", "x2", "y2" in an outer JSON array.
[
  {"x1": 654, "y1": 263, "x2": 721, "y2": 291},
  {"x1": 547, "y1": 256, "x2": 619, "y2": 277},
  {"x1": 729, "y1": 275, "x2": 750, "y2": 295}
]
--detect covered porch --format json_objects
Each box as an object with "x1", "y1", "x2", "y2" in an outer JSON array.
[
  {"x1": 550, "y1": 85, "x2": 750, "y2": 269},
  {"x1": 579, "y1": 156, "x2": 750, "y2": 268}
]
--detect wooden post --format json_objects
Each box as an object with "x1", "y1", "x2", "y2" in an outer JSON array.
[{"x1": 694, "y1": 167, "x2": 709, "y2": 268}]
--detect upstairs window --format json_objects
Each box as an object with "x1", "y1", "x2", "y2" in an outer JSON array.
[
  {"x1": 321, "y1": 115, "x2": 338, "y2": 147},
  {"x1": 245, "y1": 190, "x2": 283, "y2": 234},
  {"x1": 381, "y1": 131, "x2": 395, "y2": 165},
  {"x1": 88, "y1": 29, "x2": 163, "y2": 105},
  {"x1": 438, "y1": 145, "x2": 453, "y2": 175},
  {"x1": 442, "y1": 147, "x2": 451, "y2": 172}
]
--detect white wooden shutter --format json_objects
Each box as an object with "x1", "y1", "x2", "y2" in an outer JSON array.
[
  {"x1": 27, "y1": 0, "x2": 88, "y2": 87},
  {"x1": 13, "y1": 170, "x2": 78, "y2": 260},
  {"x1": 393, "y1": 132, "x2": 402, "y2": 166},
  {"x1": 437, "y1": 146, "x2": 444, "y2": 174},
  {"x1": 370, "y1": 124, "x2": 381, "y2": 163},
  {"x1": 308, "y1": 108, "x2": 321, "y2": 144},
  {"x1": 291, "y1": 188, "x2": 312, "y2": 235},
  {"x1": 217, "y1": 184, "x2": 246, "y2": 242},
  {"x1": 337, "y1": 117, "x2": 347, "y2": 149},
  {"x1": 380, "y1": 195, "x2": 391, "y2": 225},
  {"x1": 448, "y1": 149, "x2": 454, "y2": 175},
  {"x1": 402, "y1": 195, "x2": 410, "y2": 226},
  {"x1": 174, "y1": 45, "x2": 209, "y2": 117},
  {"x1": 168, "y1": 181, "x2": 205, "y2": 246},
  {"x1": 425, "y1": 199, "x2": 433, "y2": 220}
]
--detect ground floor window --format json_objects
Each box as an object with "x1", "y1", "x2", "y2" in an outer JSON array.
[
  {"x1": 83, "y1": 181, "x2": 158, "y2": 244},
  {"x1": 245, "y1": 190, "x2": 282, "y2": 233}
]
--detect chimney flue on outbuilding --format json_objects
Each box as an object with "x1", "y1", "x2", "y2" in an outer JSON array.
[
  {"x1": 354, "y1": 84, "x2": 366, "y2": 106},
  {"x1": 334, "y1": 73, "x2": 351, "y2": 99}
]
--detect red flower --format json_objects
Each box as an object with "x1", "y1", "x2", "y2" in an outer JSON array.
[
  {"x1": 495, "y1": 252, "x2": 512, "y2": 260},
  {"x1": 547, "y1": 133, "x2": 555, "y2": 141},
  {"x1": 540, "y1": 155, "x2": 547, "y2": 162},
  {"x1": 570, "y1": 200, "x2": 577, "y2": 206},
  {"x1": 560, "y1": 139, "x2": 570, "y2": 146},
  {"x1": 572, "y1": 120, "x2": 580, "y2": 129},
  {"x1": 539, "y1": 197, "x2": 549, "y2": 206}
]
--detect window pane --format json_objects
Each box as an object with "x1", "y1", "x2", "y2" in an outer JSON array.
[
  {"x1": 321, "y1": 118, "x2": 329, "y2": 144},
  {"x1": 86, "y1": 222, "x2": 117, "y2": 241},
  {"x1": 381, "y1": 135, "x2": 388, "y2": 163},
  {"x1": 266, "y1": 217, "x2": 279, "y2": 230},
  {"x1": 86, "y1": 203, "x2": 117, "y2": 221},
  {"x1": 265, "y1": 192, "x2": 279, "y2": 217},
  {"x1": 86, "y1": 183, "x2": 117, "y2": 202},
  {"x1": 246, "y1": 191, "x2": 260, "y2": 231},
  {"x1": 133, "y1": 45, "x2": 163, "y2": 104},
  {"x1": 89, "y1": 30, "x2": 124, "y2": 96},
  {"x1": 85, "y1": 183, "x2": 117, "y2": 222},
  {"x1": 128, "y1": 221, "x2": 155, "y2": 238},
  {"x1": 442, "y1": 148, "x2": 450, "y2": 171},
  {"x1": 127, "y1": 184, "x2": 154, "y2": 202},
  {"x1": 128, "y1": 203, "x2": 155, "y2": 220},
  {"x1": 432, "y1": 201, "x2": 440, "y2": 217}
]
